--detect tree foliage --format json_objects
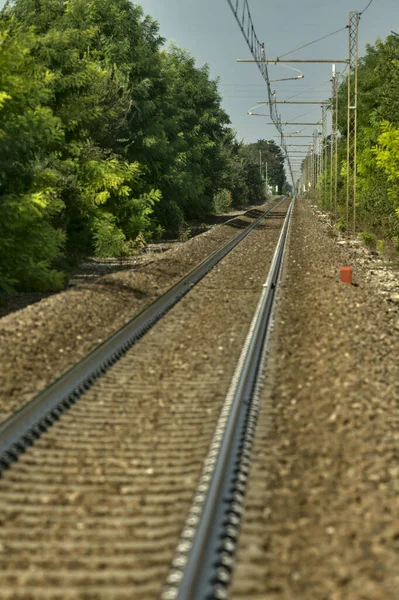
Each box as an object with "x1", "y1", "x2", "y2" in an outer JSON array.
[
  {"x1": 0, "y1": 0, "x2": 288, "y2": 293},
  {"x1": 313, "y1": 34, "x2": 399, "y2": 241}
]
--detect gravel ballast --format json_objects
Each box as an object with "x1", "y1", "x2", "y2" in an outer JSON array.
[
  {"x1": 231, "y1": 198, "x2": 399, "y2": 599},
  {"x1": 0, "y1": 203, "x2": 289, "y2": 599},
  {"x1": 0, "y1": 202, "x2": 275, "y2": 423}
]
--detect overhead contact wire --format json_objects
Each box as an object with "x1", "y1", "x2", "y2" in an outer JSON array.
[{"x1": 226, "y1": 0, "x2": 295, "y2": 186}]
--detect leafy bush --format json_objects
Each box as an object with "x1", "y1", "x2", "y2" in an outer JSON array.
[
  {"x1": 333, "y1": 35, "x2": 399, "y2": 240},
  {"x1": 178, "y1": 222, "x2": 192, "y2": 242},
  {"x1": 153, "y1": 200, "x2": 185, "y2": 237},
  {"x1": 376, "y1": 239, "x2": 386, "y2": 254},
  {"x1": 0, "y1": 1, "x2": 291, "y2": 292},
  {"x1": 0, "y1": 193, "x2": 65, "y2": 293},
  {"x1": 93, "y1": 214, "x2": 126, "y2": 258},
  {"x1": 360, "y1": 231, "x2": 376, "y2": 248},
  {"x1": 213, "y1": 189, "x2": 232, "y2": 213}
]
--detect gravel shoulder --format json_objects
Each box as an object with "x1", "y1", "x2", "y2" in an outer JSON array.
[
  {"x1": 0, "y1": 203, "x2": 289, "y2": 599},
  {"x1": 0, "y1": 201, "x2": 275, "y2": 423},
  {"x1": 231, "y1": 198, "x2": 399, "y2": 600}
]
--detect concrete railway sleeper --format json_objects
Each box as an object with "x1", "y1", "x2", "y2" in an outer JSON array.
[{"x1": 0, "y1": 197, "x2": 293, "y2": 599}]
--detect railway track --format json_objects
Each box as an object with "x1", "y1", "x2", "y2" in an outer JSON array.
[{"x1": 0, "y1": 197, "x2": 293, "y2": 599}]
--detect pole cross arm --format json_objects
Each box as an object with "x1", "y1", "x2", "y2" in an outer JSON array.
[
  {"x1": 237, "y1": 58, "x2": 349, "y2": 63},
  {"x1": 258, "y1": 101, "x2": 329, "y2": 105},
  {"x1": 265, "y1": 122, "x2": 321, "y2": 125}
]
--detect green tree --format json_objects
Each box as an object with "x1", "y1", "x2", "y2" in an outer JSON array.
[
  {"x1": 0, "y1": 0, "x2": 278, "y2": 293},
  {"x1": 239, "y1": 139, "x2": 286, "y2": 193},
  {"x1": 334, "y1": 34, "x2": 399, "y2": 238},
  {"x1": 2, "y1": 0, "x2": 162, "y2": 268},
  {"x1": 0, "y1": 24, "x2": 65, "y2": 292}
]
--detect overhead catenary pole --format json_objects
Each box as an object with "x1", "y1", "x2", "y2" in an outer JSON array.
[
  {"x1": 331, "y1": 68, "x2": 339, "y2": 219},
  {"x1": 313, "y1": 129, "x2": 318, "y2": 197},
  {"x1": 346, "y1": 17, "x2": 351, "y2": 227},
  {"x1": 330, "y1": 64, "x2": 336, "y2": 212},
  {"x1": 310, "y1": 141, "x2": 314, "y2": 192},
  {"x1": 353, "y1": 14, "x2": 359, "y2": 232},
  {"x1": 346, "y1": 11, "x2": 359, "y2": 232},
  {"x1": 317, "y1": 131, "x2": 323, "y2": 185},
  {"x1": 322, "y1": 104, "x2": 327, "y2": 208},
  {"x1": 305, "y1": 154, "x2": 309, "y2": 195},
  {"x1": 334, "y1": 70, "x2": 339, "y2": 220}
]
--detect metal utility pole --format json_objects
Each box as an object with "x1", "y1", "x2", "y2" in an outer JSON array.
[
  {"x1": 330, "y1": 64, "x2": 337, "y2": 213},
  {"x1": 317, "y1": 131, "x2": 322, "y2": 184},
  {"x1": 306, "y1": 155, "x2": 309, "y2": 195},
  {"x1": 259, "y1": 149, "x2": 262, "y2": 177},
  {"x1": 313, "y1": 129, "x2": 318, "y2": 198},
  {"x1": 322, "y1": 104, "x2": 327, "y2": 209},
  {"x1": 346, "y1": 11, "x2": 359, "y2": 232},
  {"x1": 310, "y1": 142, "x2": 314, "y2": 193},
  {"x1": 334, "y1": 70, "x2": 339, "y2": 221}
]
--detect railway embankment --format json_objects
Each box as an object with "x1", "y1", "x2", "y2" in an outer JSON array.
[
  {"x1": 232, "y1": 198, "x2": 399, "y2": 600},
  {"x1": 0, "y1": 196, "x2": 397, "y2": 599},
  {"x1": 0, "y1": 201, "x2": 274, "y2": 423},
  {"x1": 0, "y1": 201, "x2": 289, "y2": 599}
]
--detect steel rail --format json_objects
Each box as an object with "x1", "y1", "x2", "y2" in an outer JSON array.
[
  {"x1": 0, "y1": 198, "x2": 285, "y2": 471},
  {"x1": 163, "y1": 198, "x2": 295, "y2": 600}
]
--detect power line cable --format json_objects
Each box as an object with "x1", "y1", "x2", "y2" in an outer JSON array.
[
  {"x1": 360, "y1": 0, "x2": 374, "y2": 16},
  {"x1": 277, "y1": 26, "x2": 348, "y2": 59},
  {"x1": 290, "y1": 106, "x2": 322, "y2": 121},
  {"x1": 226, "y1": 0, "x2": 295, "y2": 186},
  {"x1": 284, "y1": 80, "x2": 331, "y2": 101}
]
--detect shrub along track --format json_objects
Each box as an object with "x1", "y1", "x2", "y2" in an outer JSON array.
[{"x1": 0, "y1": 199, "x2": 290, "y2": 599}]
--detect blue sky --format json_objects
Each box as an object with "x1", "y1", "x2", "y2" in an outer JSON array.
[
  {"x1": 136, "y1": 0, "x2": 398, "y2": 179},
  {"x1": 1, "y1": 0, "x2": 398, "y2": 178},
  {"x1": 135, "y1": 0, "x2": 398, "y2": 135}
]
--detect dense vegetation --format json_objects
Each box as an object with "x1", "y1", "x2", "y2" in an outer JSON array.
[
  {"x1": 313, "y1": 34, "x2": 399, "y2": 247},
  {"x1": 0, "y1": 0, "x2": 287, "y2": 293}
]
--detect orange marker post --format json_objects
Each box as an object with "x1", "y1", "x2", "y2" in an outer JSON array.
[{"x1": 340, "y1": 266, "x2": 352, "y2": 284}]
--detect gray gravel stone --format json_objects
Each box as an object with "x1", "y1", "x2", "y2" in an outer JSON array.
[{"x1": 232, "y1": 198, "x2": 399, "y2": 600}]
